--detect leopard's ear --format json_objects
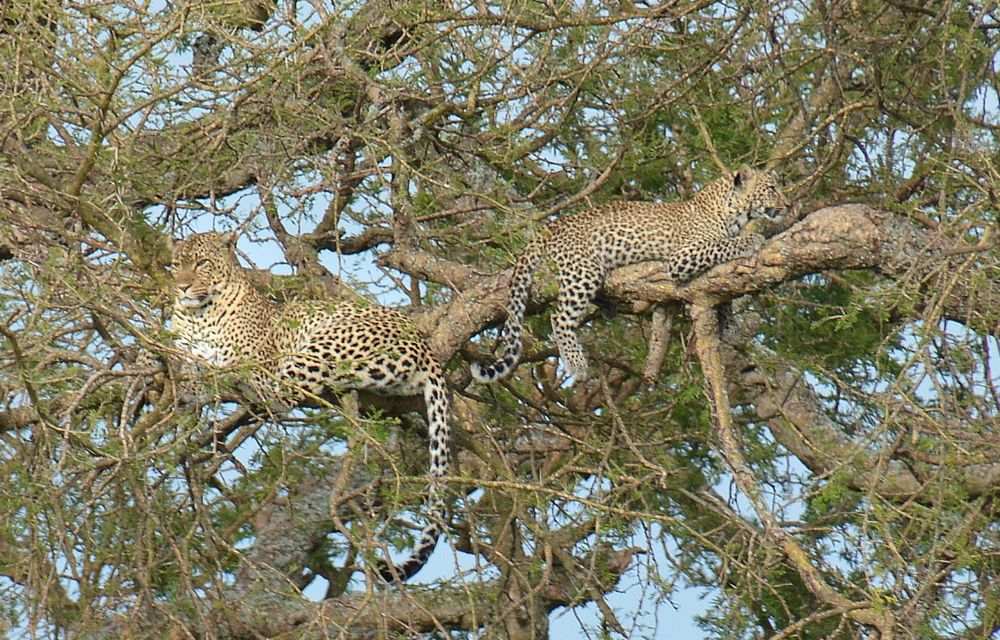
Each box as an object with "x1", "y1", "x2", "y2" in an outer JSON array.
[
  {"x1": 734, "y1": 164, "x2": 754, "y2": 189},
  {"x1": 221, "y1": 231, "x2": 239, "y2": 248}
]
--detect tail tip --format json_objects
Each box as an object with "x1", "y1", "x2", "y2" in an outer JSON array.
[
  {"x1": 471, "y1": 354, "x2": 519, "y2": 383},
  {"x1": 470, "y1": 361, "x2": 497, "y2": 383},
  {"x1": 376, "y1": 526, "x2": 441, "y2": 583}
]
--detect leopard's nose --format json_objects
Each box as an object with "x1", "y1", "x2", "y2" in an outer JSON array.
[{"x1": 177, "y1": 283, "x2": 199, "y2": 300}]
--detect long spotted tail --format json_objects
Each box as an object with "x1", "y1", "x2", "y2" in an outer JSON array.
[
  {"x1": 470, "y1": 241, "x2": 544, "y2": 382},
  {"x1": 377, "y1": 368, "x2": 451, "y2": 582}
]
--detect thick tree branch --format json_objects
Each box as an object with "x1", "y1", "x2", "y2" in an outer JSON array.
[{"x1": 90, "y1": 540, "x2": 640, "y2": 639}]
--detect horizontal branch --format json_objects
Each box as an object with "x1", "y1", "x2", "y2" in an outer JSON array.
[{"x1": 605, "y1": 204, "x2": 997, "y2": 338}]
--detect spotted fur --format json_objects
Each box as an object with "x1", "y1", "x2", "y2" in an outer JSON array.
[
  {"x1": 171, "y1": 232, "x2": 450, "y2": 582},
  {"x1": 472, "y1": 165, "x2": 788, "y2": 382}
]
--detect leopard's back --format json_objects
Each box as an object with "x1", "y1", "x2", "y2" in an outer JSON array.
[
  {"x1": 273, "y1": 300, "x2": 439, "y2": 399},
  {"x1": 542, "y1": 200, "x2": 723, "y2": 271}
]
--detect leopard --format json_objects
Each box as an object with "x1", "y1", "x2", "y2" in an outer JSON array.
[
  {"x1": 471, "y1": 164, "x2": 788, "y2": 383},
  {"x1": 171, "y1": 231, "x2": 451, "y2": 582}
]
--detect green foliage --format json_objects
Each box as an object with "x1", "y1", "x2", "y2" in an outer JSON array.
[{"x1": 759, "y1": 273, "x2": 902, "y2": 378}]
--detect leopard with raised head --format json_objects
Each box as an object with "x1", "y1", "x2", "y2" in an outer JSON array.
[
  {"x1": 171, "y1": 231, "x2": 450, "y2": 582},
  {"x1": 472, "y1": 165, "x2": 788, "y2": 383}
]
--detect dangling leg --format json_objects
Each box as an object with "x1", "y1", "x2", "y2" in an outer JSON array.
[{"x1": 550, "y1": 257, "x2": 604, "y2": 381}]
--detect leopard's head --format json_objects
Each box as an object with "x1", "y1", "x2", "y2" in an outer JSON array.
[
  {"x1": 730, "y1": 165, "x2": 787, "y2": 219},
  {"x1": 171, "y1": 231, "x2": 241, "y2": 311},
  {"x1": 717, "y1": 165, "x2": 788, "y2": 236}
]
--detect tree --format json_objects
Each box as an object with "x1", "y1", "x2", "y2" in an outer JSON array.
[{"x1": 1, "y1": 1, "x2": 998, "y2": 638}]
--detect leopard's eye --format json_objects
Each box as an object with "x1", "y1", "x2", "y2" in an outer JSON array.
[{"x1": 196, "y1": 258, "x2": 211, "y2": 268}]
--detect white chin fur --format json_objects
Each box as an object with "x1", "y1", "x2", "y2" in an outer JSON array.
[{"x1": 178, "y1": 295, "x2": 207, "y2": 310}]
